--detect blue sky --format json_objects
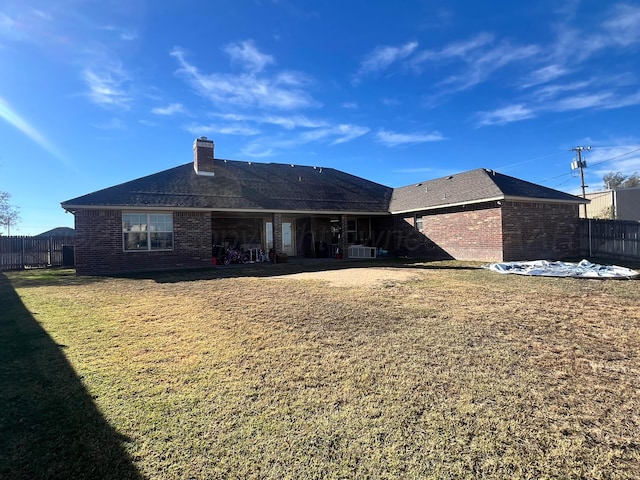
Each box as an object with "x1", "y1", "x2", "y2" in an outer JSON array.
[{"x1": 1, "y1": 0, "x2": 640, "y2": 235}]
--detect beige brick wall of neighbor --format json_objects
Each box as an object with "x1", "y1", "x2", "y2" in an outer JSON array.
[
  {"x1": 420, "y1": 204, "x2": 504, "y2": 262},
  {"x1": 74, "y1": 209, "x2": 212, "y2": 275}
]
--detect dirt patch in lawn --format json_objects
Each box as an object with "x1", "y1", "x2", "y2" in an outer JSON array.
[{"x1": 268, "y1": 266, "x2": 424, "y2": 287}]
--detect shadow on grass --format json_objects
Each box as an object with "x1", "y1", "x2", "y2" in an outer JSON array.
[
  {"x1": 117, "y1": 258, "x2": 484, "y2": 283},
  {"x1": 5, "y1": 268, "x2": 111, "y2": 290},
  {"x1": 0, "y1": 273, "x2": 143, "y2": 480}
]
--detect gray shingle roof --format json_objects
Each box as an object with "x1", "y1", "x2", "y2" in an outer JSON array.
[
  {"x1": 61, "y1": 159, "x2": 393, "y2": 214},
  {"x1": 35, "y1": 227, "x2": 75, "y2": 237},
  {"x1": 390, "y1": 168, "x2": 587, "y2": 213},
  {"x1": 62, "y1": 161, "x2": 586, "y2": 216}
]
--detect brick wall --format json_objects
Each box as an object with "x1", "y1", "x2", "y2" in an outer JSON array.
[
  {"x1": 501, "y1": 201, "x2": 580, "y2": 260},
  {"x1": 386, "y1": 216, "x2": 450, "y2": 258},
  {"x1": 420, "y1": 203, "x2": 504, "y2": 261},
  {"x1": 74, "y1": 209, "x2": 212, "y2": 275}
]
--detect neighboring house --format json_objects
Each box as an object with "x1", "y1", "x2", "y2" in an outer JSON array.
[
  {"x1": 582, "y1": 188, "x2": 640, "y2": 221},
  {"x1": 35, "y1": 226, "x2": 75, "y2": 237},
  {"x1": 61, "y1": 137, "x2": 587, "y2": 275}
]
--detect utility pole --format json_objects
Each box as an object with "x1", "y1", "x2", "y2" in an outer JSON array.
[{"x1": 571, "y1": 146, "x2": 591, "y2": 217}]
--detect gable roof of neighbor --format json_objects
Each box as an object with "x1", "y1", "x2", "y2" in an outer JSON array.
[
  {"x1": 35, "y1": 226, "x2": 75, "y2": 237},
  {"x1": 61, "y1": 160, "x2": 393, "y2": 215},
  {"x1": 390, "y1": 168, "x2": 587, "y2": 214}
]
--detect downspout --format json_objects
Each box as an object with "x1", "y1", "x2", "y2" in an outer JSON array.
[{"x1": 612, "y1": 189, "x2": 617, "y2": 219}]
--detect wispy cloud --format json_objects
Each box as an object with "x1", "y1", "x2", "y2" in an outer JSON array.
[
  {"x1": 376, "y1": 129, "x2": 445, "y2": 146},
  {"x1": 0, "y1": 10, "x2": 47, "y2": 43},
  {"x1": 82, "y1": 62, "x2": 131, "y2": 109},
  {"x1": 472, "y1": 4, "x2": 640, "y2": 127},
  {"x1": 520, "y1": 64, "x2": 571, "y2": 89},
  {"x1": 354, "y1": 41, "x2": 418, "y2": 82},
  {"x1": 554, "y1": 92, "x2": 615, "y2": 111},
  {"x1": 585, "y1": 3, "x2": 640, "y2": 54},
  {"x1": 410, "y1": 33, "x2": 494, "y2": 66},
  {"x1": 277, "y1": 124, "x2": 370, "y2": 147},
  {"x1": 0, "y1": 12, "x2": 17, "y2": 37},
  {"x1": 0, "y1": 96, "x2": 67, "y2": 164},
  {"x1": 530, "y1": 81, "x2": 592, "y2": 101},
  {"x1": 171, "y1": 46, "x2": 318, "y2": 110},
  {"x1": 476, "y1": 104, "x2": 535, "y2": 127},
  {"x1": 100, "y1": 25, "x2": 138, "y2": 41},
  {"x1": 403, "y1": 33, "x2": 542, "y2": 107},
  {"x1": 213, "y1": 113, "x2": 328, "y2": 129},
  {"x1": 0, "y1": 8, "x2": 137, "y2": 98},
  {"x1": 184, "y1": 123, "x2": 261, "y2": 136},
  {"x1": 603, "y1": 90, "x2": 640, "y2": 109},
  {"x1": 537, "y1": 89, "x2": 640, "y2": 113},
  {"x1": 151, "y1": 103, "x2": 184, "y2": 115},
  {"x1": 476, "y1": 88, "x2": 640, "y2": 127},
  {"x1": 329, "y1": 124, "x2": 370, "y2": 145},
  {"x1": 92, "y1": 117, "x2": 126, "y2": 130},
  {"x1": 436, "y1": 42, "x2": 540, "y2": 93},
  {"x1": 239, "y1": 123, "x2": 370, "y2": 157},
  {"x1": 189, "y1": 110, "x2": 368, "y2": 154},
  {"x1": 224, "y1": 40, "x2": 275, "y2": 73},
  {"x1": 240, "y1": 144, "x2": 274, "y2": 158},
  {"x1": 550, "y1": 4, "x2": 640, "y2": 65}
]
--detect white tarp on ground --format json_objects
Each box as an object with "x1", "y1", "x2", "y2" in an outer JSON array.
[{"x1": 486, "y1": 259, "x2": 639, "y2": 279}]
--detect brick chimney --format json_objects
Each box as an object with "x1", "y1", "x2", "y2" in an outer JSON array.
[{"x1": 193, "y1": 137, "x2": 215, "y2": 176}]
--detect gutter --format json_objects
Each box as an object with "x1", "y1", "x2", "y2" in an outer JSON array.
[
  {"x1": 60, "y1": 204, "x2": 392, "y2": 216},
  {"x1": 390, "y1": 195, "x2": 587, "y2": 215}
]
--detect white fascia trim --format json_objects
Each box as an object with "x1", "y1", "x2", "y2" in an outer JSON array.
[
  {"x1": 503, "y1": 195, "x2": 589, "y2": 204},
  {"x1": 390, "y1": 196, "x2": 504, "y2": 215},
  {"x1": 390, "y1": 194, "x2": 587, "y2": 215},
  {"x1": 62, "y1": 205, "x2": 391, "y2": 216}
]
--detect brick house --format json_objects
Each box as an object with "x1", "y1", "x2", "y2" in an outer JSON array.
[
  {"x1": 390, "y1": 169, "x2": 587, "y2": 262},
  {"x1": 61, "y1": 137, "x2": 587, "y2": 275}
]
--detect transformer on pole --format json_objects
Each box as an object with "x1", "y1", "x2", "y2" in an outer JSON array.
[{"x1": 571, "y1": 146, "x2": 591, "y2": 217}]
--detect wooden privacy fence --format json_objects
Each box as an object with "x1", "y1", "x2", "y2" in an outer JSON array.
[
  {"x1": 579, "y1": 219, "x2": 640, "y2": 260},
  {"x1": 0, "y1": 235, "x2": 75, "y2": 271}
]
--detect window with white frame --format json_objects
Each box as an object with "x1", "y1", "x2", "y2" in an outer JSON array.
[
  {"x1": 415, "y1": 214, "x2": 423, "y2": 232},
  {"x1": 123, "y1": 212, "x2": 173, "y2": 251}
]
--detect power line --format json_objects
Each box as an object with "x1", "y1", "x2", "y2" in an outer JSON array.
[
  {"x1": 536, "y1": 145, "x2": 640, "y2": 185},
  {"x1": 494, "y1": 151, "x2": 565, "y2": 171},
  {"x1": 586, "y1": 146, "x2": 640, "y2": 170}
]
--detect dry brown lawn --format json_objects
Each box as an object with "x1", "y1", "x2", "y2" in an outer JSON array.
[{"x1": 3, "y1": 260, "x2": 640, "y2": 479}]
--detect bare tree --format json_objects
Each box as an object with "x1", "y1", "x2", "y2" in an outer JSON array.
[
  {"x1": 602, "y1": 171, "x2": 640, "y2": 189},
  {"x1": 624, "y1": 172, "x2": 640, "y2": 188},
  {"x1": 602, "y1": 171, "x2": 628, "y2": 189},
  {"x1": 0, "y1": 191, "x2": 21, "y2": 235}
]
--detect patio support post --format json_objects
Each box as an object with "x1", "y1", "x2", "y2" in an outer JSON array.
[
  {"x1": 339, "y1": 214, "x2": 348, "y2": 259},
  {"x1": 272, "y1": 213, "x2": 282, "y2": 262}
]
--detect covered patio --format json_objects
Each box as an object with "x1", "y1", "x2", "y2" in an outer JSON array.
[{"x1": 210, "y1": 212, "x2": 392, "y2": 263}]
